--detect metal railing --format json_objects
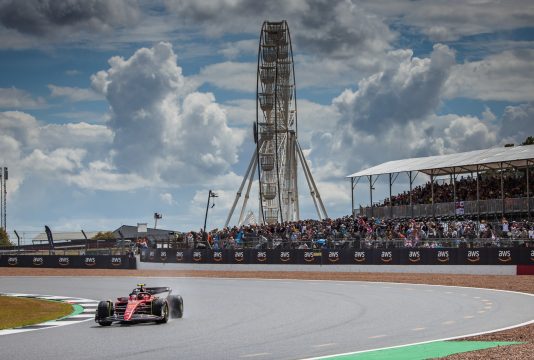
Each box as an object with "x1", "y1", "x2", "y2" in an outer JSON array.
[
  {"x1": 149, "y1": 236, "x2": 533, "y2": 251},
  {"x1": 361, "y1": 197, "x2": 534, "y2": 219}
]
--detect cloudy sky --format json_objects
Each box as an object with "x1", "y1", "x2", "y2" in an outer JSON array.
[{"x1": 1, "y1": 0, "x2": 533, "y2": 235}]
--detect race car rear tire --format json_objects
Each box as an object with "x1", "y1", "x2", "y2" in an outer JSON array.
[
  {"x1": 153, "y1": 299, "x2": 169, "y2": 324},
  {"x1": 96, "y1": 300, "x2": 114, "y2": 326},
  {"x1": 169, "y1": 295, "x2": 183, "y2": 318}
]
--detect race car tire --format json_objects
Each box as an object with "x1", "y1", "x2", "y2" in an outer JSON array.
[
  {"x1": 96, "y1": 300, "x2": 114, "y2": 326},
  {"x1": 168, "y1": 295, "x2": 183, "y2": 318},
  {"x1": 153, "y1": 298, "x2": 169, "y2": 324}
]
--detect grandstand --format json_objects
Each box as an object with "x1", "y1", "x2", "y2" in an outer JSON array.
[{"x1": 347, "y1": 145, "x2": 534, "y2": 219}]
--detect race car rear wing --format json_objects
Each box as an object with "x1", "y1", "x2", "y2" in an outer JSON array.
[{"x1": 145, "y1": 287, "x2": 172, "y2": 295}]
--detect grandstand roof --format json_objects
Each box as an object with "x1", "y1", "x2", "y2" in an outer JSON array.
[{"x1": 347, "y1": 145, "x2": 534, "y2": 178}]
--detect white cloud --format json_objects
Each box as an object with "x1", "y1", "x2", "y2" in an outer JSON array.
[
  {"x1": 48, "y1": 84, "x2": 103, "y2": 102},
  {"x1": 66, "y1": 160, "x2": 152, "y2": 191},
  {"x1": 499, "y1": 103, "x2": 534, "y2": 144},
  {"x1": 0, "y1": 87, "x2": 46, "y2": 109},
  {"x1": 160, "y1": 192, "x2": 176, "y2": 205},
  {"x1": 334, "y1": 44, "x2": 456, "y2": 133},
  {"x1": 0, "y1": 111, "x2": 113, "y2": 195},
  {"x1": 22, "y1": 148, "x2": 86, "y2": 173},
  {"x1": 221, "y1": 99, "x2": 256, "y2": 127},
  {"x1": 166, "y1": 0, "x2": 395, "y2": 59},
  {"x1": 0, "y1": 0, "x2": 141, "y2": 48},
  {"x1": 308, "y1": 43, "x2": 499, "y2": 188},
  {"x1": 195, "y1": 61, "x2": 256, "y2": 93},
  {"x1": 296, "y1": 99, "x2": 340, "y2": 148},
  {"x1": 92, "y1": 42, "x2": 245, "y2": 184},
  {"x1": 219, "y1": 39, "x2": 257, "y2": 59},
  {"x1": 444, "y1": 49, "x2": 534, "y2": 102},
  {"x1": 39, "y1": 122, "x2": 112, "y2": 151},
  {"x1": 359, "y1": 0, "x2": 534, "y2": 42}
]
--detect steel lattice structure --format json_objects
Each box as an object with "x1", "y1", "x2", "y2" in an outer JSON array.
[{"x1": 226, "y1": 21, "x2": 327, "y2": 226}]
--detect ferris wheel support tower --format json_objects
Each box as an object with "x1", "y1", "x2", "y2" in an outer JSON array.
[{"x1": 225, "y1": 21, "x2": 328, "y2": 226}]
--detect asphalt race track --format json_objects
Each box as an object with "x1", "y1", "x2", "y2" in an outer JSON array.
[{"x1": 1, "y1": 276, "x2": 533, "y2": 359}]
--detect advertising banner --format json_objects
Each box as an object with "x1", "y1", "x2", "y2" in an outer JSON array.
[
  {"x1": 134, "y1": 247, "x2": 533, "y2": 266},
  {"x1": 458, "y1": 248, "x2": 489, "y2": 265},
  {"x1": 0, "y1": 255, "x2": 134, "y2": 269},
  {"x1": 267, "y1": 249, "x2": 297, "y2": 264}
]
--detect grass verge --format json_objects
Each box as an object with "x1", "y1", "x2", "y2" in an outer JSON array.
[{"x1": 0, "y1": 296, "x2": 73, "y2": 330}]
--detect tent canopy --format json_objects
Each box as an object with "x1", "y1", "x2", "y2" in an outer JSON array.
[{"x1": 347, "y1": 145, "x2": 534, "y2": 178}]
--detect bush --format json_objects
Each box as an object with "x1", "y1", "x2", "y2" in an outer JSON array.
[
  {"x1": 91, "y1": 231, "x2": 116, "y2": 240},
  {"x1": 0, "y1": 227, "x2": 13, "y2": 246}
]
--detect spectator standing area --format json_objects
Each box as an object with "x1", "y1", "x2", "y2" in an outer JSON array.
[{"x1": 347, "y1": 145, "x2": 534, "y2": 220}]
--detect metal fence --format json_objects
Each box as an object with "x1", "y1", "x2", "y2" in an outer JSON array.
[{"x1": 150, "y1": 236, "x2": 533, "y2": 251}]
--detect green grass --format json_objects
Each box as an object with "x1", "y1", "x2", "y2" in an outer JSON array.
[
  {"x1": 314, "y1": 341, "x2": 523, "y2": 359},
  {"x1": 0, "y1": 296, "x2": 73, "y2": 330}
]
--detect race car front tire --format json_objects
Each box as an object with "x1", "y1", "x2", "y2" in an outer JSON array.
[
  {"x1": 96, "y1": 300, "x2": 114, "y2": 326},
  {"x1": 153, "y1": 299, "x2": 169, "y2": 324},
  {"x1": 168, "y1": 295, "x2": 183, "y2": 318}
]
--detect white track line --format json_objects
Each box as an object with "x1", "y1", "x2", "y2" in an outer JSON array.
[{"x1": 0, "y1": 293, "x2": 99, "y2": 336}]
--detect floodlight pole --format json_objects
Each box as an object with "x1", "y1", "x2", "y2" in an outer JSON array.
[
  {"x1": 14, "y1": 230, "x2": 20, "y2": 253},
  {"x1": 2, "y1": 167, "x2": 6, "y2": 231},
  {"x1": 203, "y1": 190, "x2": 217, "y2": 246}
]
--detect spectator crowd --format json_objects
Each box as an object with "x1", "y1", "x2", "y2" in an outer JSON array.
[
  {"x1": 165, "y1": 215, "x2": 534, "y2": 251},
  {"x1": 380, "y1": 171, "x2": 533, "y2": 207}
]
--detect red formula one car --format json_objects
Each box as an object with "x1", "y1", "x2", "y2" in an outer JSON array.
[{"x1": 95, "y1": 284, "x2": 183, "y2": 326}]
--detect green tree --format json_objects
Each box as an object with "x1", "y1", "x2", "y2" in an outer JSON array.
[
  {"x1": 91, "y1": 231, "x2": 116, "y2": 240},
  {"x1": 522, "y1": 136, "x2": 534, "y2": 145},
  {"x1": 0, "y1": 227, "x2": 13, "y2": 246}
]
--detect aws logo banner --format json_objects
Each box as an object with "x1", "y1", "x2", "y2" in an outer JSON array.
[
  {"x1": 84, "y1": 257, "x2": 97, "y2": 267},
  {"x1": 175, "y1": 251, "x2": 184, "y2": 262},
  {"x1": 437, "y1": 250, "x2": 450, "y2": 264},
  {"x1": 32, "y1": 257, "x2": 44, "y2": 266},
  {"x1": 280, "y1": 251, "x2": 291, "y2": 263},
  {"x1": 58, "y1": 257, "x2": 70, "y2": 267},
  {"x1": 373, "y1": 250, "x2": 399, "y2": 264},
  {"x1": 400, "y1": 249, "x2": 428, "y2": 265},
  {"x1": 255, "y1": 251, "x2": 267, "y2": 263},
  {"x1": 327, "y1": 251, "x2": 340, "y2": 263},
  {"x1": 467, "y1": 250, "x2": 481, "y2": 263},
  {"x1": 111, "y1": 257, "x2": 123, "y2": 267},
  {"x1": 407, "y1": 250, "x2": 421, "y2": 264},
  {"x1": 489, "y1": 248, "x2": 520, "y2": 265},
  {"x1": 192, "y1": 251, "x2": 203, "y2": 262},
  {"x1": 267, "y1": 250, "x2": 295, "y2": 264},
  {"x1": 497, "y1": 250, "x2": 512, "y2": 263},
  {"x1": 212, "y1": 251, "x2": 223, "y2": 262},
  {"x1": 300, "y1": 251, "x2": 321, "y2": 264},
  {"x1": 353, "y1": 251, "x2": 368, "y2": 264},
  {"x1": 380, "y1": 251, "x2": 393, "y2": 263},
  {"x1": 8, "y1": 257, "x2": 18, "y2": 266},
  {"x1": 159, "y1": 251, "x2": 168, "y2": 262},
  {"x1": 233, "y1": 251, "x2": 245, "y2": 263},
  {"x1": 461, "y1": 249, "x2": 489, "y2": 265}
]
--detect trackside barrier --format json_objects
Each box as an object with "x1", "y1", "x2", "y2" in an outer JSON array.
[
  {"x1": 0, "y1": 255, "x2": 136, "y2": 269},
  {"x1": 140, "y1": 248, "x2": 534, "y2": 266}
]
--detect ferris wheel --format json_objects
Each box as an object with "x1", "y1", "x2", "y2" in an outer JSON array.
[{"x1": 226, "y1": 20, "x2": 328, "y2": 226}]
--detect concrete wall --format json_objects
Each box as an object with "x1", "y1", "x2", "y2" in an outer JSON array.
[{"x1": 137, "y1": 260, "x2": 517, "y2": 275}]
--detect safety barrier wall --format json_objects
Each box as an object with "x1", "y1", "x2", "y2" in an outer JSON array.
[
  {"x1": 0, "y1": 255, "x2": 136, "y2": 269},
  {"x1": 140, "y1": 248, "x2": 534, "y2": 266}
]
